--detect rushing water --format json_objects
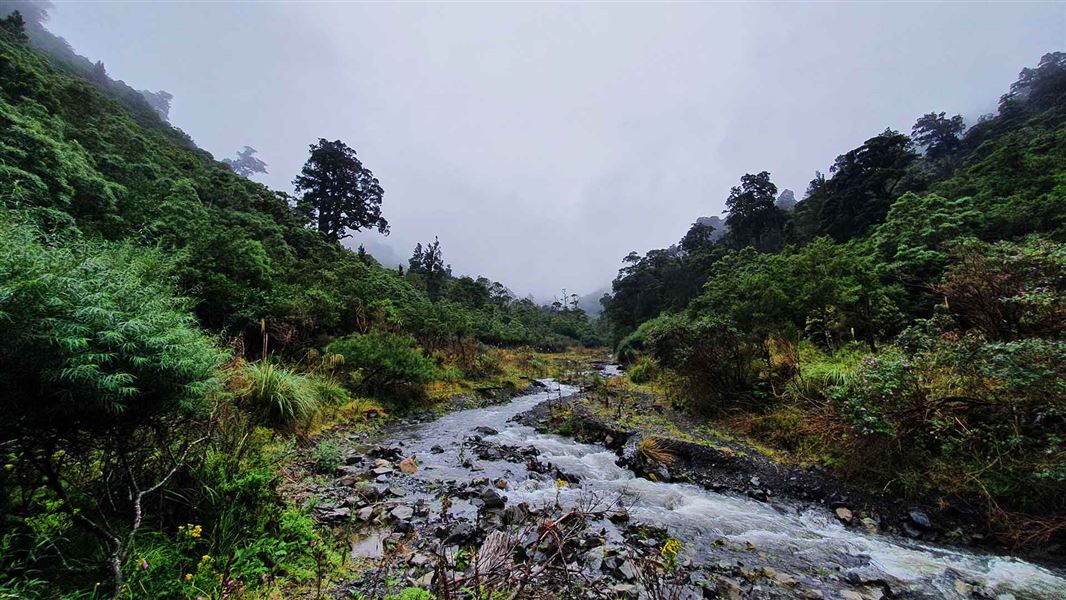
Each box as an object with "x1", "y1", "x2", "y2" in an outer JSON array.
[{"x1": 387, "y1": 377, "x2": 1066, "y2": 599}]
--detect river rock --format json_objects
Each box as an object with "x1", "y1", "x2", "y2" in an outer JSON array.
[
  {"x1": 315, "y1": 506, "x2": 350, "y2": 523},
  {"x1": 494, "y1": 478, "x2": 507, "y2": 489},
  {"x1": 860, "y1": 517, "x2": 878, "y2": 533},
  {"x1": 372, "y1": 466, "x2": 393, "y2": 476},
  {"x1": 480, "y1": 487, "x2": 506, "y2": 509},
  {"x1": 474, "y1": 426, "x2": 499, "y2": 436},
  {"x1": 774, "y1": 571, "x2": 797, "y2": 586},
  {"x1": 715, "y1": 578, "x2": 744, "y2": 600},
  {"x1": 584, "y1": 546, "x2": 606, "y2": 573},
  {"x1": 430, "y1": 445, "x2": 444, "y2": 454},
  {"x1": 415, "y1": 572, "x2": 434, "y2": 588},
  {"x1": 615, "y1": 559, "x2": 638, "y2": 581},
  {"x1": 371, "y1": 446, "x2": 404, "y2": 461},
  {"x1": 391, "y1": 504, "x2": 414, "y2": 520},
  {"x1": 399, "y1": 457, "x2": 419, "y2": 474},
  {"x1": 356, "y1": 506, "x2": 374, "y2": 521},
  {"x1": 373, "y1": 458, "x2": 394, "y2": 469},
  {"x1": 835, "y1": 507, "x2": 854, "y2": 523},
  {"x1": 443, "y1": 522, "x2": 476, "y2": 545},
  {"x1": 609, "y1": 584, "x2": 639, "y2": 598},
  {"x1": 908, "y1": 509, "x2": 932, "y2": 529}
]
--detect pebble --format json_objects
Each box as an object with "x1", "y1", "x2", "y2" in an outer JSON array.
[{"x1": 399, "y1": 457, "x2": 419, "y2": 474}]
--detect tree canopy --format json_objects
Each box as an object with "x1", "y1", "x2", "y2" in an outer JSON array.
[{"x1": 293, "y1": 138, "x2": 388, "y2": 243}]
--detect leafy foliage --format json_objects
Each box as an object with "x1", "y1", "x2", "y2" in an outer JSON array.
[
  {"x1": 327, "y1": 332, "x2": 438, "y2": 403},
  {"x1": 293, "y1": 138, "x2": 388, "y2": 242},
  {"x1": 601, "y1": 52, "x2": 1066, "y2": 535},
  {"x1": 0, "y1": 217, "x2": 223, "y2": 431}
]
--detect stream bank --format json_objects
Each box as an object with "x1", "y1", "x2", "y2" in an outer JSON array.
[{"x1": 298, "y1": 373, "x2": 1066, "y2": 599}]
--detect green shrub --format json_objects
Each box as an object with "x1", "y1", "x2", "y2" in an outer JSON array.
[
  {"x1": 326, "y1": 332, "x2": 438, "y2": 404},
  {"x1": 312, "y1": 439, "x2": 344, "y2": 474},
  {"x1": 0, "y1": 217, "x2": 224, "y2": 430},
  {"x1": 625, "y1": 356, "x2": 658, "y2": 384},
  {"x1": 830, "y1": 333, "x2": 1066, "y2": 513},
  {"x1": 643, "y1": 312, "x2": 759, "y2": 414}
]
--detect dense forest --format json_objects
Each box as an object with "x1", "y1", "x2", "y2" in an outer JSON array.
[
  {"x1": 0, "y1": 7, "x2": 598, "y2": 598},
  {"x1": 601, "y1": 51, "x2": 1066, "y2": 542}
]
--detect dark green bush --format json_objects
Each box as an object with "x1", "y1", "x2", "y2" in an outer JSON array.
[
  {"x1": 643, "y1": 312, "x2": 759, "y2": 414},
  {"x1": 326, "y1": 332, "x2": 438, "y2": 404}
]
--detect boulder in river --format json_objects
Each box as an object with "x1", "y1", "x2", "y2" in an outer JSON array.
[{"x1": 399, "y1": 457, "x2": 419, "y2": 474}]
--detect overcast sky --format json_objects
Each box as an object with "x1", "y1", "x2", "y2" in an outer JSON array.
[{"x1": 44, "y1": 1, "x2": 1065, "y2": 298}]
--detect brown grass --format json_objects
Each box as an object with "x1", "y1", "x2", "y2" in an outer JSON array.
[{"x1": 638, "y1": 437, "x2": 677, "y2": 465}]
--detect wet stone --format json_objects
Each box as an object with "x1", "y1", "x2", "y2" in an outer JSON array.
[
  {"x1": 316, "y1": 506, "x2": 350, "y2": 523},
  {"x1": 371, "y1": 446, "x2": 403, "y2": 461},
  {"x1": 391, "y1": 504, "x2": 414, "y2": 520},
  {"x1": 908, "y1": 509, "x2": 932, "y2": 529},
  {"x1": 615, "y1": 559, "x2": 638, "y2": 581},
  {"x1": 443, "y1": 522, "x2": 476, "y2": 545},
  {"x1": 480, "y1": 487, "x2": 506, "y2": 509},
  {"x1": 860, "y1": 517, "x2": 878, "y2": 533}
]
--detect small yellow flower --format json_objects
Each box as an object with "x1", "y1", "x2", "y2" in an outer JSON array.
[
  {"x1": 201, "y1": 554, "x2": 211, "y2": 562},
  {"x1": 184, "y1": 573, "x2": 193, "y2": 581},
  {"x1": 555, "y1": 478, "x2": 567, "y2": 488},
  {"x1": 660, "y1": 537, "x2": 682, "y2": 558}
]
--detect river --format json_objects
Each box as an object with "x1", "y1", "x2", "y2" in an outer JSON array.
[{"x1": 373, "y1": 375, "x2": 1065, "y2": 599}]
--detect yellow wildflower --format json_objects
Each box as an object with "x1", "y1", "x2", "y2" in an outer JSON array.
[
  {"x1": 660, "y1": 537, "x2": 682, "y2": 558},
  {"x1": 184, "y1": 573, "x2": 193, "y2": 581}
]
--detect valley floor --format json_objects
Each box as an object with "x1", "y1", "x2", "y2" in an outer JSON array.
[{"x1": 278, "y1": 359, "x2": 1066, "y2": 600}]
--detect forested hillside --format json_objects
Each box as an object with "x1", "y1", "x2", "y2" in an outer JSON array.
[
  {"x1": 601, "y1": 52, "x2": 1066, "y2": 542},
  {"x1": 0, "y1": 11, "x2": 598, "y2": 598}
]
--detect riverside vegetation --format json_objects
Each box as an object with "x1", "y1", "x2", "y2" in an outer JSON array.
[
  {"x1": 0, "y1": 9, "x2": 601, "y2": 598},
  {"x1": 2, "y1": 3, "x2": 1066, "y2": 599},
  {"x1": 600, "y1": 52, "x2": 1066, "y2": 549}
]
